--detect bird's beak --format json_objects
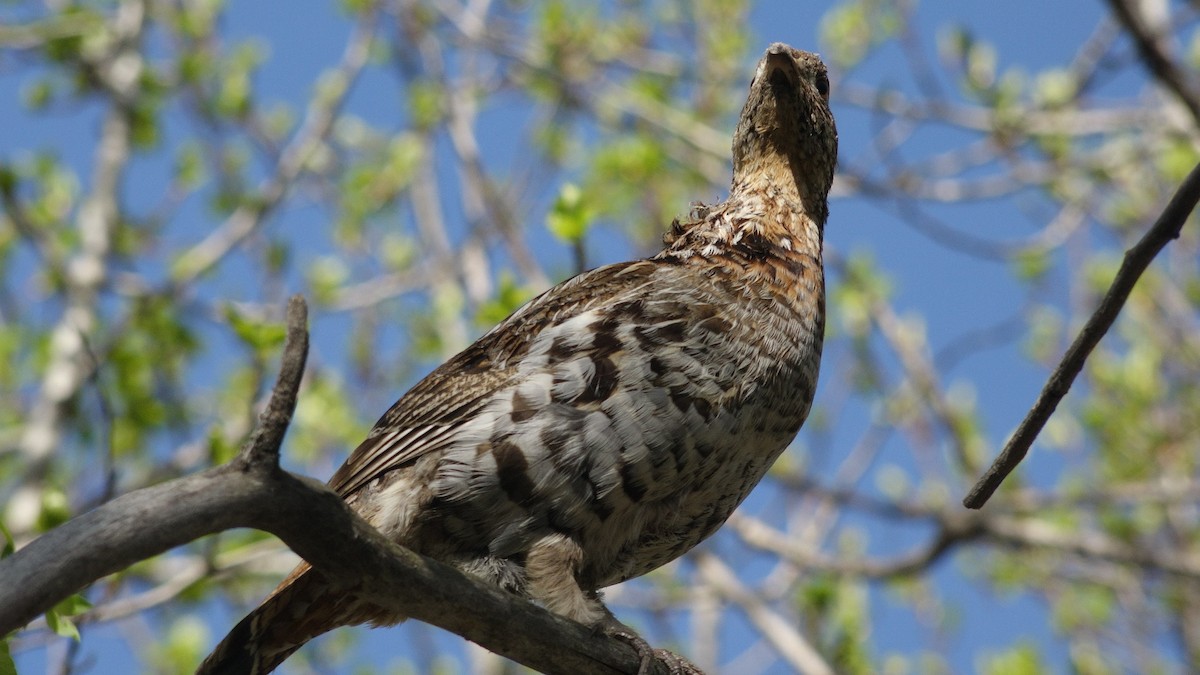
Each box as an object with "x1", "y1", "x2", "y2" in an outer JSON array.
[{"x1": 763, "y1": 48, "x2": 797, "y2": 90}]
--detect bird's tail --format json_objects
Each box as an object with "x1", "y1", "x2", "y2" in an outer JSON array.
[{"x1": 196, "y1": 562, "x2": 390, "y2": 675}]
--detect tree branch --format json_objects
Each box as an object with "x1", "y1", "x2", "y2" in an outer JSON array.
[
  {"x1": 233, "y1": 295, "x2": 308, "y2": 471},
  {"x1": 1104, "y1": 0, "x2": 1200, "y2": 127},
  {"x1": 8, "y1": 1, "x2": 146, "y2": 533},
  {"x1": 963, "y1": 161, "x2": 1200, "y2": 508},
  {"x1": 0, "y1": 295, "x2": 309, "y2": 634},
  {"x1": 693, "y1": 553, "x2": 835, "y2": 675},
  {"x1": 169, "y1": 14, "x2": 375, "y2": 284},
  {"x1": 0, "y1": 296, "x2": 667, "y2": 675}
]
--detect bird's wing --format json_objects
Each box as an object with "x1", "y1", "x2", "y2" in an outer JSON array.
[{"x1": 327, "y1": 260, "x2": 665, "y2": 498}]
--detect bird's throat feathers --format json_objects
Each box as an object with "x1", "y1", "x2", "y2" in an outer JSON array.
[{"x1": 658, "y1": 184, "x2": 824, "y2": 279}]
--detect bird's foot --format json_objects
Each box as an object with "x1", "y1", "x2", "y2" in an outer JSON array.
[{"x1": 597, "y1": 616, "x2": 704, "y2": 675}]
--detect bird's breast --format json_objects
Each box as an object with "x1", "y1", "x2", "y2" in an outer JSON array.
[{"x1": 421, "y1": 262, "x2": 824, "y2": 589}]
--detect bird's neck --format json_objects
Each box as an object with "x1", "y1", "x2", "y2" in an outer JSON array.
[
  {"x1": 657, "y1": 155, "x2": 825, "y2": 276},
  {"x1": 732, "y1": 143, "x2": 800, "y2": 195},
  {"x1": 731, "y1": 142, "x2": 828, "y2": 225}
]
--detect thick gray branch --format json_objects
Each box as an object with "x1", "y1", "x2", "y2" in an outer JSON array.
[{"x1": 0, "y1": 296, "x2": 660, "y2": 675}]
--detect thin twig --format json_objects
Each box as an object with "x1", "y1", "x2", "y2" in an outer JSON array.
[
  {"x1": 170, "y1": 15, "x2": 374, "y2": 283},
  {"x1": 8, "y1": 2, "x2": 145, "y2": 532},
  {"x1": 235, "y1": 295, "x2": 308, "y2": 470},
  {"x1": 1105, "y1": 0, "x2": 1200, "y2": 127},
  {"x1": 964, "y1": 161, "x2": 1200, "y2": 508},
  {"x1": 731, "y1": 514, "x2": 978, "y2": 580},
  {"x1": 693, "y1": 553, "x2": 835, "y2": 675}
]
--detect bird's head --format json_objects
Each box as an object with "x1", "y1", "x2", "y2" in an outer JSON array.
[{"x1": 732, "y1": 44, "x2": 838, "y2": 210}]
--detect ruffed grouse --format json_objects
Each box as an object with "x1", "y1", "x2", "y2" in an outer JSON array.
[{"x1": 199, "y1": 42, "x2": 837, "y2": 674}]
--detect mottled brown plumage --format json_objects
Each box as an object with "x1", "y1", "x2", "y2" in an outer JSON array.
[{"x1": 199, "y1": 43, "x2": 836, "y2": 675}]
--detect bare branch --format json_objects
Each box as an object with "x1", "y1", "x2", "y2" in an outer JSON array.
[
  {"x1": 985, "y1": 515, "x2": 1200, "y2": 578},
  {"x1": 1105, "y1": 0, "x2": 1200, "y2": 127},
  {"x1": 9, "y1": 1, "x2": 146, "y2": 533},
  {"x1": 0, "y1": 294, "x2": 309, "y2": 632},
  {"x1": 0, "y1": 295, "x2": 669, "y2": 675},
  {"x1": 731, "y1": 514, "x2": 977, "y2": 580},
  {"x1": 235, "y1": 295, "x2": 308, "y2": 469},
  {"x1": 837, "y1": 82, "x2": 1154, "y2": 136},
  {"x1": 694, "y1": 553, "x2": 835, "y2": 675},
  {"x1": 169, "y1": 15, "x2": 375, "y2": 283},
  {"x1": 964, "y1": 161, "x2": 1200, "y2": 508}
]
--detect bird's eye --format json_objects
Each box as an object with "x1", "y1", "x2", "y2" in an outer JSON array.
[{"x1": 814, "y1": 72, "x2": 830, "y2": 99}]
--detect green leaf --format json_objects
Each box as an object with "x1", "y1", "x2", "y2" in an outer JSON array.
[
  {"x1": 291, "y1": 373, "x2": 368, "y2": 461},
  {"x1": 147, "y1": 616, "x2": 210, "y2": 672},
  {"x1": 0, "y1": 638, "x2": 16, "y2": 675},
  {"x1": 820, "y1": 0, "x2": 901, "y2": 68},
  {"x1": 54, "y1": 593, "x2": 93, "y2": 617},
  {"x1": 45, "y1": 594, "x2": 91, "y2": 641},
  {"x1": 339, "y1": 0, "x2": 375, "y2": 14},
  {"x1": 476, "y1": 273, "x2": 535, "y2": 328},
  {"x1": 1033, "y1": 68, "x2": 1077, "y2": 108},
  {"x1": 1190, "y1": 25, "x2": 1200, "y2": 69},
  {"x1": 546, "y1": 183, "x2": 593, "y2": 244},
  {"x1": 966, "y1": 40, "x2": 997, "y2": 91},
  {"x1": 407, "y1": 80, "x2": 442, "y2": 130},
  {"x1": 22, "y1": 78, "x2": 54, "y2": 110},
  {"x1": 37, "y1": 487, "x2": 71, "y2": 531},
  {"x1": 1012, "y1": 247, "x2": 1050, "y2": 282},
  {"x1": 1161, "y1": 135, "x2": 1200, "y2": 181},
  {"x1": 307, "y1": 256, "x2": 350, "y2": 305},
  {"x1": 0, "y1": 520, "x2": 12, "y2": 558},
  {"x1": 1052, "y1": 584, "x2": 1115, "y2": 632},
  {"x1": 175, "y1": 141, "x2": 206, "y2": 188},
  {"x1": 979, "y1": 641, "x2": 1043, "y2": 675},
  {"x1": 222, "y1": 304, "x2": 287, "y2": 355}
]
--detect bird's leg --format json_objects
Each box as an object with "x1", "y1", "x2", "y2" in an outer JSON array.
[
  {"x1": 524, "y1": 534, "x2": 704, "y2": 674},
  {"x1": 591, "y1": 606, "x2": 703, "y2": 675},
  {"x1": 525, "y1": 533, "x2": 607, "y2": 625}
]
